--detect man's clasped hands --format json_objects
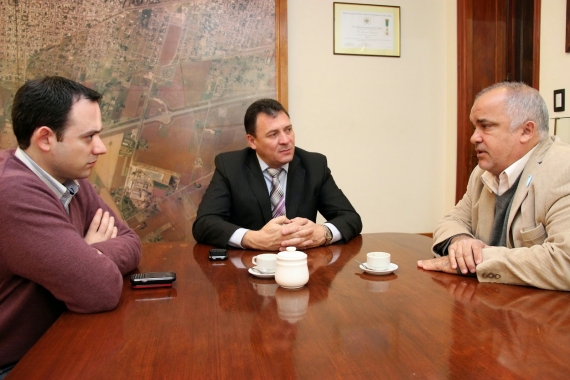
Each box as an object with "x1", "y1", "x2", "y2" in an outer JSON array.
[{"x1": 241, "y1": 216, "x2": 328, "y2": 251}]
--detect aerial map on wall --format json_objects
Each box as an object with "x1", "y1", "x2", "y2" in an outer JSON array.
[{"x1": 0, "y1": 0, "x2": 278, "y2": 242}]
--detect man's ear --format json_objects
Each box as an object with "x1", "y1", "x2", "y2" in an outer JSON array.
[
  {"x1": 519, "y1": 121, "x2": 537, "y2": 143},
  {"x1": 246, "y1": 134, "x2": 256, "y2": 150},
  {"x1": 30, "y1": 126, "x2": 56, "y2": 152}
]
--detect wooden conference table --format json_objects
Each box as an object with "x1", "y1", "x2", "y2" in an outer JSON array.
[{"x1": 8, "y1": 233, "x2": 570, "y2": 379}]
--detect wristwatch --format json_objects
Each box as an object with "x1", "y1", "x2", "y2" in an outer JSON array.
[{"x1": 322, "y1": 224, "x2": 333, "y2": 246}]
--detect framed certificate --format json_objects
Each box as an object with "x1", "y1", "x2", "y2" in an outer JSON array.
[{"x1": 333, "y1": 2, "x2": 401, "y2": 57}]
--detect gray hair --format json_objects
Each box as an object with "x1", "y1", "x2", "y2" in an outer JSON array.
[{"x1": 475, "y1": 82, "x2": 549, "y2": 140}]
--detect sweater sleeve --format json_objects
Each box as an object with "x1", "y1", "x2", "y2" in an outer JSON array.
[
  {"x1": 79, "y1": 180, "x2": 142, "y2": 275},
  {"x1": 0, "y1": 177, "x2": 141, "y2": 313}
]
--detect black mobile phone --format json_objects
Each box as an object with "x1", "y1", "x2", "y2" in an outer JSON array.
[
  {"x1": 130, "y1": 272, "x2": 176, "y2": 289},
  {"x1": 209, "y1": 248, "x2": 228, "y2": 260}
]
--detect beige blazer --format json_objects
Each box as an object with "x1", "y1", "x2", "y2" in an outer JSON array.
[{"x1": 433, "y1": 136, "x2": 570, "y2": 290}]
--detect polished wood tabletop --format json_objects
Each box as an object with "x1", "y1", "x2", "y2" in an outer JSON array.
[{"x1": 7, "y1": 233, "x2": 570, "y2": 379}]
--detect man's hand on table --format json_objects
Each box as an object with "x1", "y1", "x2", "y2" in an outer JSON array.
[
  {"x1": 417, "y1": 256, "x2": 458, "y2": 274},
  {"x1": 418, "y1": 235, "x2": 487, "y2": 275}
]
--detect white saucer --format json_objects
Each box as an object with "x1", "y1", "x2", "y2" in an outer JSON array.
[
  {"x1": 248, "y1": 267, "x2": 275, "y2": 278},
  {"x1": 360, "y1": 263, "x2": 398, "y2": 275}
]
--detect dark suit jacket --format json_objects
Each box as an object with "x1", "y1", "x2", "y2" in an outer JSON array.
[{"x1": 192, "y1": 147, "x2": 362, "y2": 247}]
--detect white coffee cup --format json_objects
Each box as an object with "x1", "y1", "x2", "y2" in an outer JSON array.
[
  {"x1": 252, "y1": 253, "x2": 277, "y2": 273},
  {"x1": 366, "y1": 252, "x2": 390, "y2": 270}
]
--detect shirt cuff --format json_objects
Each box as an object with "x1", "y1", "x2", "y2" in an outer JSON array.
[
  {"x1": 324, "y1": 222, "x2": 342, "y2": 244},
  {"x1": 228, "y1": 228, "x2": 248, "y2": 249}
]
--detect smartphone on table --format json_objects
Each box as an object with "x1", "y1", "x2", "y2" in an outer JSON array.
[
  {"x1": 209, "y1": 248, "x2": 228, "y2": 261},
  {"x1": 130, "y1": 272, "x2": 176, "y2": 289}
]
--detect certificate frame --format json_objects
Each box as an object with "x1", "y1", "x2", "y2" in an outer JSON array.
[{"x1": 333, "y1": 2, "x2": 401, "y2": 57}]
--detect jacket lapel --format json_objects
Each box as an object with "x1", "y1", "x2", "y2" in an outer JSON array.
[
  {"x1": 245, "y1": 151, "x2": 273, "y2": 222},
  {"x1": 285, "y1": 154, "x2": 304, "y2": 218},
  {"x1": 507, "y1": 137, "x2": 554, "y2": 245}
]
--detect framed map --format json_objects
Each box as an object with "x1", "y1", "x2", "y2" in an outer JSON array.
[{"x1": 0, "y1": 0, "x2": 288, "y2": 243}]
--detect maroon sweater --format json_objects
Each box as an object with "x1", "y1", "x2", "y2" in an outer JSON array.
[{"x1": 0, "y1": 149, "x2": 141, "y2": 367}]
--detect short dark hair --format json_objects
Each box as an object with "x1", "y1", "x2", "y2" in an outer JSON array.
[
  {"x1": 243, "y1": 98, "x2": 289, "y2": 136},
  {"x1": 11, "y1": 76, "x2": 102, "y2": 149}
]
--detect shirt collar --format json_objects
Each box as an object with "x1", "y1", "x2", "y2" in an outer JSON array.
[
  {"x1": 15, "y1": 147, "x2": 80, "y2": 199},
  {"x1": 256, "y1": 154, "x2": 289, "y2": 173},
  {"x1": 481, "y1": 145, "x2": 537, "y2": 195}
]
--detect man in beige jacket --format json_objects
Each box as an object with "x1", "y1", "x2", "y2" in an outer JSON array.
[{"x1": 418, "y1": 82, "x2": 570, "y2": 290}]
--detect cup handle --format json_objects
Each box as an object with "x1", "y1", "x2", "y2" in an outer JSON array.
[{"x1": 252, "y1": 256, "x2": 257, "y2": 265}]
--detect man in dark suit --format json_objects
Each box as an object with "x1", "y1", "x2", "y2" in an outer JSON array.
[{"x1": 192, "y1": 99, "x2": 362, "y2": 251}]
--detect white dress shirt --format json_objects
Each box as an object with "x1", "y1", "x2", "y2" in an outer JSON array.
[{"x1": 481, "y1": 145, "x2": 537, "y2": 196}]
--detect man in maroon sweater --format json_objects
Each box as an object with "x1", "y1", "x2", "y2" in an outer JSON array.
[{"x1": 0, "y1": 76, "x2": 141, "y2": 377}]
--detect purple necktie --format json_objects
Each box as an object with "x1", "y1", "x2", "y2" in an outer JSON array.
[{"x1": 267, "y1": 168, "x2": 285, "y2": 218}]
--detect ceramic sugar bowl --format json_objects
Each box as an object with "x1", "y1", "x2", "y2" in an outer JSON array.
[{"x1": 275, "y1": 247, "x2": 309, "y2": 289}]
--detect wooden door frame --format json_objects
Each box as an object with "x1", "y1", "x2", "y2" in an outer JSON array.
[{"x1": 276, "y1": 0, "x2": 288, "y2": 108}]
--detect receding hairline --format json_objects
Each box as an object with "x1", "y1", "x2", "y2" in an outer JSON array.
[{"x1": 472, "y1": 81, "x2": 549, "y2": 139}]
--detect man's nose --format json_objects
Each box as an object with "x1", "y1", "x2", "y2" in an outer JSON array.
[
  {"x1": 93, "y1": 135, "x2": 107, "y2": 155},
  {"x1": 278, "y1": 132, "x2": 290, "y2": 144},
  {"x1": 470, "y1": 129, "x2": 481, "y2": 145}
]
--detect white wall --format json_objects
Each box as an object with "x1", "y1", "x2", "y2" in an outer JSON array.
[
  {"x1": 287, "y1": 0, "x2": 570, "y2": 235},
  {"x1": 288, "y1": 0, "x2": 456, "y2": 233},
  {"x1": 540, "y1": 1, "x2": 570, "y2": 131}
]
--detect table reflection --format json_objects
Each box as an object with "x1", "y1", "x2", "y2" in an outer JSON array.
[
  {"x1": 356, "y1": 272, "x2": 397, "y2": 293},
  {"x1": 249, "y1": 296, "x2": 298, "y2": 378},
  {"x1": 429, "y1": 272, "x2": 570, "y2": 379},
  {"x1": 275, "y1": 286, "x2": 310, "y2": 323},
  {"x1": 12, "y1": 234, "x2": 570, "y2": 379},
  {"x1": 193, "y1": 237, "x2": 362, "y2": 314},
  {"x1": 190, "y1": 238, "x2": 362, "y2": 377}
]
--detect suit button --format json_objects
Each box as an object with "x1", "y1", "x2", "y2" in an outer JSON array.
[
  {"x1": 481, "y1": 273, "x2": 488, "y2": 278},
  {"x1": 495, "y1": 274, "x2": 501, "y2": 279}
]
